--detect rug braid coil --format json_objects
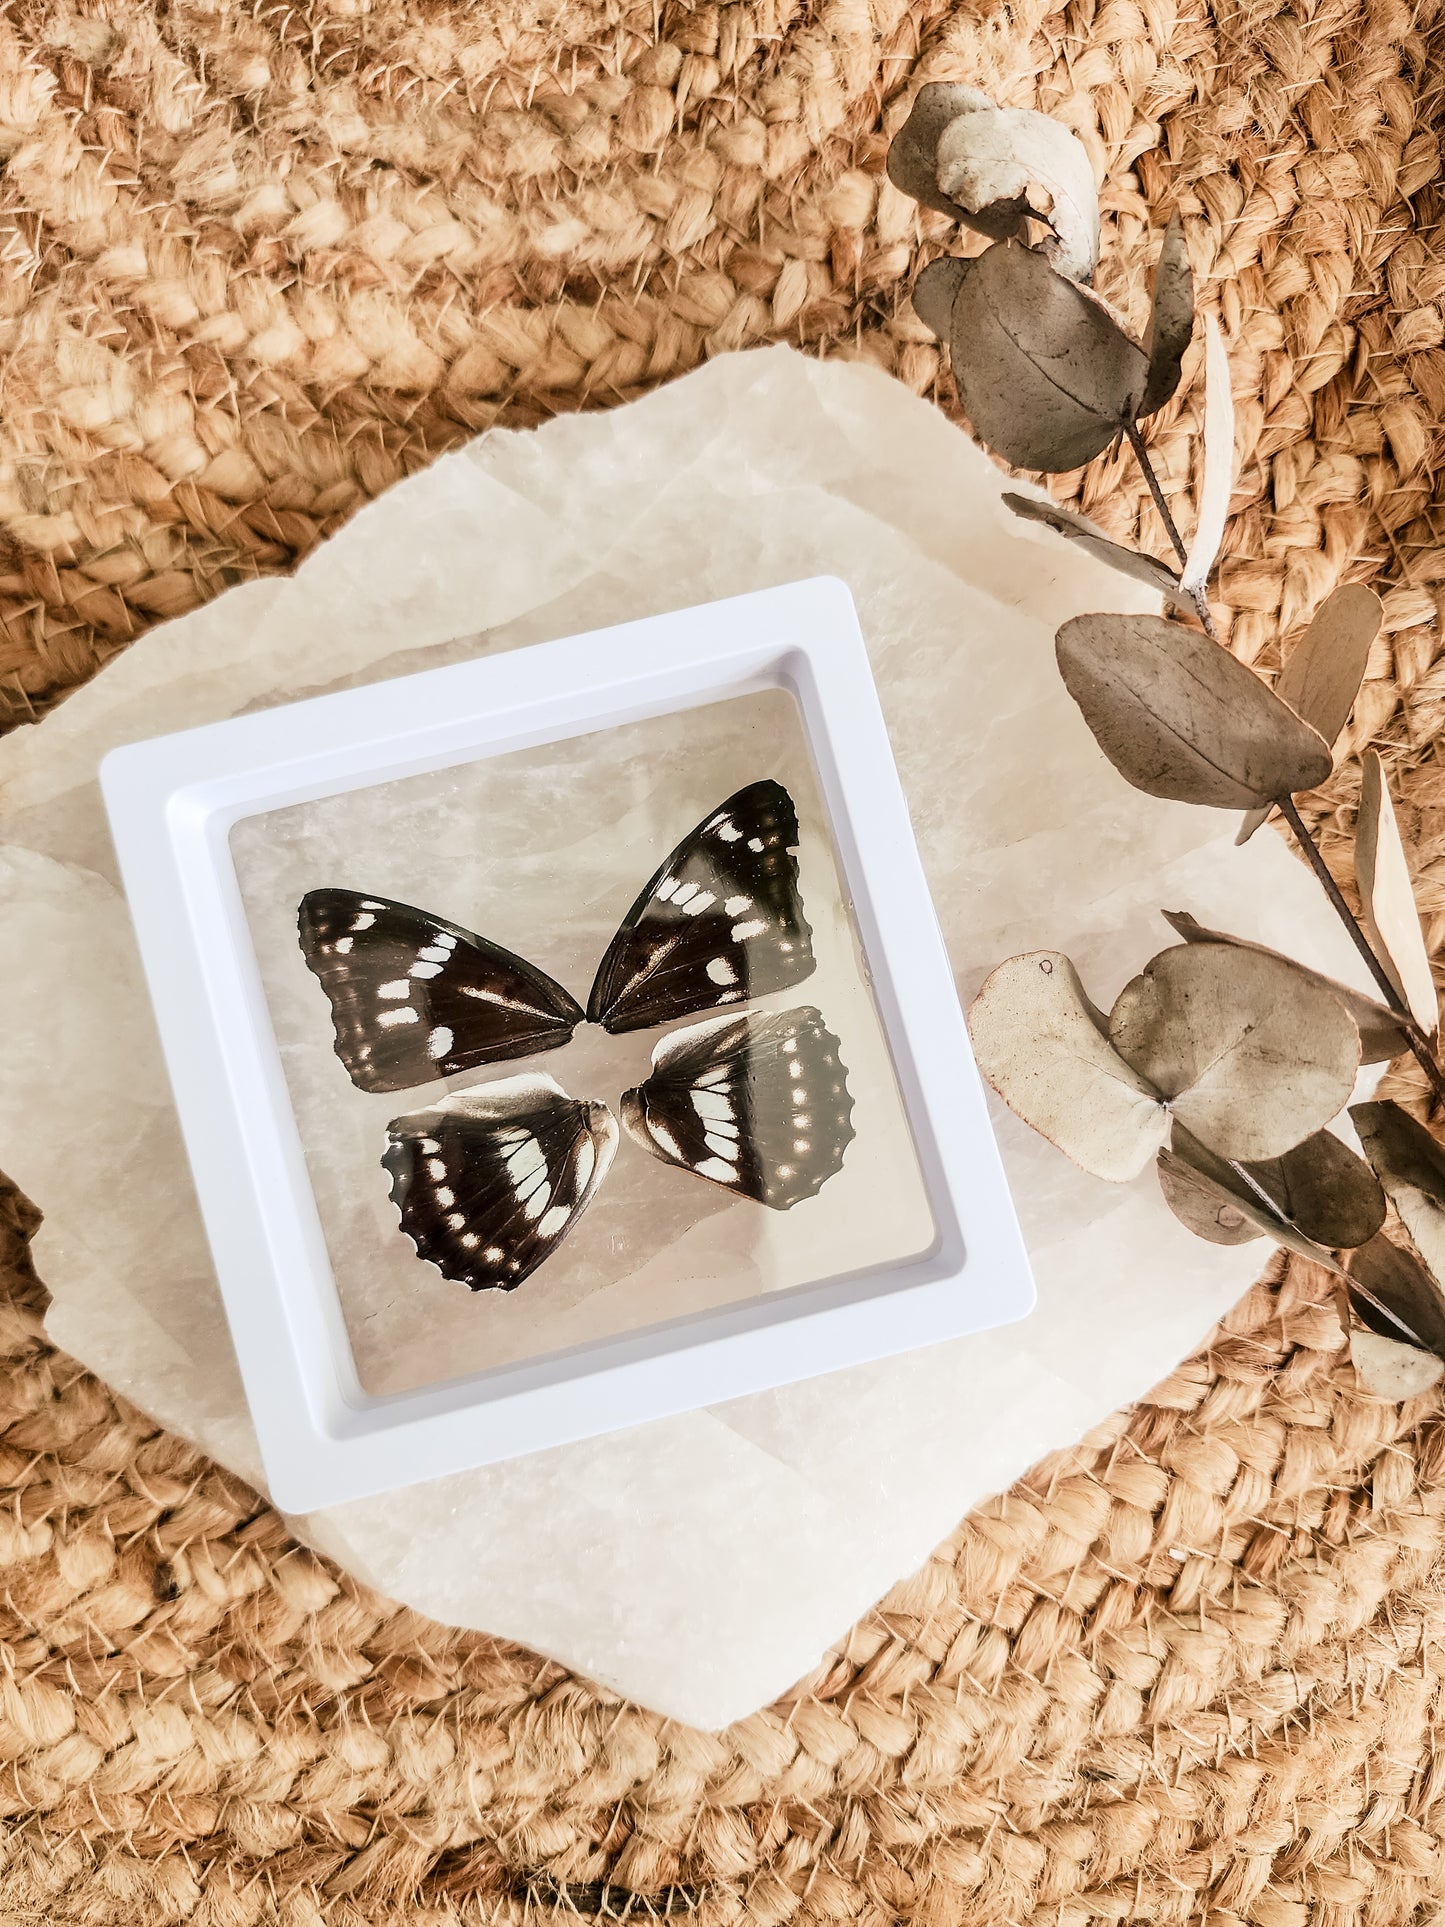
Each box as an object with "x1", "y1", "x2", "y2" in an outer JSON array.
[{"x1": 4, "y1": 0, "x2": 1445, "y2": 1919}]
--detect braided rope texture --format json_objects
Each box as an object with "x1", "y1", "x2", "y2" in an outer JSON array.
[{"x1": 5, "y1": 0, "x2": 1445, "y2": 1918}]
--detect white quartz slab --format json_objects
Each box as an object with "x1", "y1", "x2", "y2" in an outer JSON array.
[{"x1": 0, "y1": 346, "x2": 1375, "y2": 1729}]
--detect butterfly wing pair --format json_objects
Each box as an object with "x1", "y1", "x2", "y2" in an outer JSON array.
[
  {"x1": 299, "y1": 781, "x2": 813, "y2": 1093},
  {"x1": 298, "y1": 781, "x2": 854, "y2": 1291}
]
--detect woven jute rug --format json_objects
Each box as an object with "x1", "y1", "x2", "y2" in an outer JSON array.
[{"x1": 6, "y1": 0, "x2": 1445, "y2": 1920}]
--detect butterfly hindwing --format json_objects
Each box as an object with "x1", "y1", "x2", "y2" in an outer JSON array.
[
  {"x1": 587, "y1": 780, "x2": 816, "y2": 1034},
  {"x1": 298, "y1": 889, "x2": 584, "y2": 1095},
  {"x1": 383, "y1": 1074, "x2": 618, "y2": 1291},
  {"x1": 621, "y1": 1005, "x2": 854, "y2": 1209}
]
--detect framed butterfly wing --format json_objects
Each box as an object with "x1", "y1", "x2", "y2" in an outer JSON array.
[
  {"x1": 299, "y1": 889, "x2": 583, "y2": 1094},
  {"x1": 621, "y1": 1005, "x2": 854, "y2": 1208},
  {"x1": 587, "y1": 780, "x2": 816, "y2": 1034},
  {"x1": 383, "y1": 1074, "x2": 617, "y2": 1291}
]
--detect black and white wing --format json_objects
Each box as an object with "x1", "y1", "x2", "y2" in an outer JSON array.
[
  {"x1": 383, "y1": 1074, "x2": 617, "y2": 1291},
  {"x1": 620, "y1": 1006, "x2": 853, "y2": 1209},
  {"x1": 298, "y1": 889, "x2": 583, "y2": 1095},
  {"x1": 587, "y1": 780, "x2": 816, "y2": 1034}
]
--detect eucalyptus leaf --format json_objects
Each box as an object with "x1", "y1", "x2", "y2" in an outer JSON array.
[
  {"x1": 1355, "y1": 750, "x2": 1438, "y2": 1036},
  {"x1": 1003, "y1": 493, "x2": 1190, "y2": 611},
  {"x1": 1247, "y1": 1130, "x2": 1385, "y2": 1250},
  {"x1": 1351, "y1": 1100, "x2": 1445, "y2": 1287},
  {"x1": 967, "y1": 951, "x2": 1170, "y2": 1181},
  {"x1": 1348, "y1": 1232, "x2": 1445, "y2": 1358},
  {"x1": 1157, "y1": 1127, "x2": 1347, "y2": 1269},
  {"x1": 934, "y1": 91, "x2": 1099, "y2": 283},
  {"x1": 1161, "y1": 911, "x2": 1407, "y2": 1064},
  {"x1": 1055, "y1": 613, "x2": 1334, "y2": 809},
  {"x1": 1138, "y1": 212, "x2": 1194, "y2": 418},
  {"x1": 1180, "y1": 314, "x2": 1234, "y2": 596},
  {"x1": 913, "y1": 256, "x2": 971, "y2": 341},
  {"x1": 1349, "y1": 1328, "x2": 1445, "y2": 1400},
  {"x1": 1108, "y1": 943, "x2": 1360, "y2": 1162},
  {"x1": 948, "y1": 241, "x2": 1147, "y2": 472},
  {"x1": 1236, "y1": 584, "x2": 1382, "y2": 843},
  {"x1": 887, "y1": 84, "x2": 1019, "y2": 228}
]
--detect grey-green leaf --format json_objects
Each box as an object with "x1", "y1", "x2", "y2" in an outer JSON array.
[
  {"x1": 1161, "y1": 912, "x2": 1407, "y2": 1065},
  {"x1": 1138, "y1": 212, "x2": 1194, "y2": 418},
  {"x1": 1157, "y1": 1127, "x2": 1347, "y2": 1268},
  {"x1": 913, "y1": 256, "x2": 971, "y2": 342},
  {"x1": 1003, "y1": 493, "x2": 1190, "y2": 611},
  {"x1": 1056, "y1": 612, "x2": 1334, "y2": 809},
  {"x1": 1109, "y1": 942, "x2": 1360, "y2": 1163},
  {"x1": 1351, "y1": 1099, "x2": 1445, "y2": 1288},
  {"x1": 1355, "y1": 750, "x2": 1438, "y2": 1037},
  {"x1": 948, "y1": 241, "x2": 1147, "y2": 472},
  {"x1": 1246, "y1": 1130, "x2": 1385, "y2": 1250},
  {"x1": 887, "y1": 84, "x2": 1029, "y2": 232},
  {"x1": 1237, "y1": 584, "x2": 1381, "y2": 843},
  {"x1": 1348, "y1": 1232, "x2": 1445, "y2": 1359},
  {"x1": 968, "y1": 951, "x2": 1170, "y2": 1181}
]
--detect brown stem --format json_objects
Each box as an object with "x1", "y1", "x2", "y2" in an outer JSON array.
[
  {"x1": 1125, "y1": 420, "x2": 1188, "y2": 569},
  {"x1": 1277, "y1": 793, "x2": 1445, "y2": 1106},
  {"x1": 1123, "y1": 420, "x2": 1220, "y2": 642}
]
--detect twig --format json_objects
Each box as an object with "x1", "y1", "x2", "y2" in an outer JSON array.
[
  {"x1": 1124, "y1": 420, "x2": 1187, "y2": 568},
  {"x1": 1123, "y1": 420, "x2": 1220, "y2": 642},
  {"x1": 1277, "y1": 794, "x2": 1445, "y2": 1106}
]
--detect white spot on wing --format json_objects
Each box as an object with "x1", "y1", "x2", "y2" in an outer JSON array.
[
  {"x1": 649, "y1": 1122, "x2": 685, "y2": 1162},
  {"x1": 574, "y1": 1138, "x2": 596, "y2": 1193},
  {"x1": 682, "y1": 890, "x2": 716, "y2": 917},
  {"x1": 656, "y1": 876, "x2": 679, "y2": 901},
  {"x1": 428, "y1": 1026, "x2": 454, "y2": 1060},
  {"x1": 716, "y1": 820, "x2": 742, "y2": 842},
  {"x1": 379, "y1": 980, "x2": 410, "y2": 999},
  {"x1": 378, "y1": 1007, "x2": 418, "y2": 1027},
  {"x1": 691, "y1": 1090, "x2": 734, "y2": 1123},
  {"x1": 696, "y1": 1156, "x2": 739, "y2": 1183},
  {"x1": 351, "y1": 912, "x2": 375, "y2": 932},
  {"x1": 333, "y1": 936, "x2": 353, "y2": 955},
  {"x1": 706, "y1": 957, "x2": 738, "y2": 986},
  {"x1": 447, "y1": 1211, "x2": 467, "y2": 1230},
  {"x1": 435, "y1": 1186, "x2": 455, "y2": 1207},
  {"x1": 507, "y1": 1139, "x2": 547, "y2": 1184},
  {"x1": 724, "y1": 895, "x2": 751, "y2": 916},
  {"x1": 411, "y1": 960, "x2": 443, "y2": 979},
  {"x1": 524, "y1": 1181, "x2": 552, "y2": 1221},
  {"x1": 427, "y1": 1158, "x2": 447, "y2": 1181},
  {"x1": 671, "y1": 881, "x2": 698, "y2": 907},
  {"x1": 538, "y1": 1203, "x2": 571, "y2": 1238},
  {"x1": 732, "y1": 919, "x2": 766, "y2": 941},
  {"x1": 747, "y1": 837, "x2": 764, "y2": 853}
]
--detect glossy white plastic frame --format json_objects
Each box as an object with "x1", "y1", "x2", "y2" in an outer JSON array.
[{"x1": 101, "y1": 577, "x2": 1034, "y2": 1512}]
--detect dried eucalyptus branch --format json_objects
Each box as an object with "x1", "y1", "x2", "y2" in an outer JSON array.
[{"x1": 888, "y1": 81, "x2": 1445, "y2": 1397}]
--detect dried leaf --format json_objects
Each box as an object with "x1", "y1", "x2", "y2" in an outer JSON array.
[
  {"x1": 967, "y1": 952, "x2": 1169, "y2": 1181},
  {"x1": 948, "y1": 241, "x2": 1147, "y2": 472},
  {"x1": 887, "y1": 84, "x2": 1021, "y2": 229},
  {"x1": 1162, "y1": 912, "x2": 1407, "y2": 1064},
  {"x1": 1348, "y1": 1232, "x2": 1445, "y2": 1357},
  {"x1": 934, "y1": 91, "x2": 1099, "y2": 284},
  {"x1": 1351, "y1": 1100, "x2": 1445, "y2": 1287},
  {"x1": 1236, "y1": 585, "x2": 1382, "y2": 843},
  {"x1": 1349, "y1": 1328, "x2": 1445, "y2": 1400},
  {"x1": 1109, "y1": 943, "x2": 1360, "y2": 1162},
  {"x1": 913, "y1": 256, "x2": 971, "y2": 341},
  {"x1": 1355, "y1": 750, "x2": 1438, "y2": 1036},
  {"x1": 1138, "y1": 213, "x2": 1194, "y2": 418},
  {"x1": 1056, "y1": 613, "x2": 1333, "y2": 809},
  {"x1": 1247, "y1": 1131, "x2": 1385, "y2": 1250},
  {"x1": 1180, "y1": 314, "x2": 1235, "y2": 595},
  {"x1": 1003, "y1": 493, "x2": 1189, "y2": 611},
  {"x1": 1157, "y1": 1127, "x2": 1346, "y2": 1269},
  {"x1": 1157, "y1": 1138, "x2": 1265, "y2": 1246}
]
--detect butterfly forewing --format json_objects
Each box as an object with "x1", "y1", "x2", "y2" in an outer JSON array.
[
  {"x1": 383, "y1": 1074, "x2": 617, "y2": 1291},
  {"x1": 621, "y1": 1005, "x2": 854, "y2": 1209},
  {"x1": 587, "y1": 780, "x2": 816, "y2": 1034},
  {"x1": 299, "y1": 888, "x2": 584, "y2": 1094}
]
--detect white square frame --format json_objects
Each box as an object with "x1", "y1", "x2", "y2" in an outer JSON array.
[{"x1": 101, "y1": 577, "x2": 1034, "y2": 1512}]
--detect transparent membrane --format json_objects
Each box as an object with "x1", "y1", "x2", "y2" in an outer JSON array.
[{"x1": 229, "y1": 685, "x2": 936, "y2": 1396}]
